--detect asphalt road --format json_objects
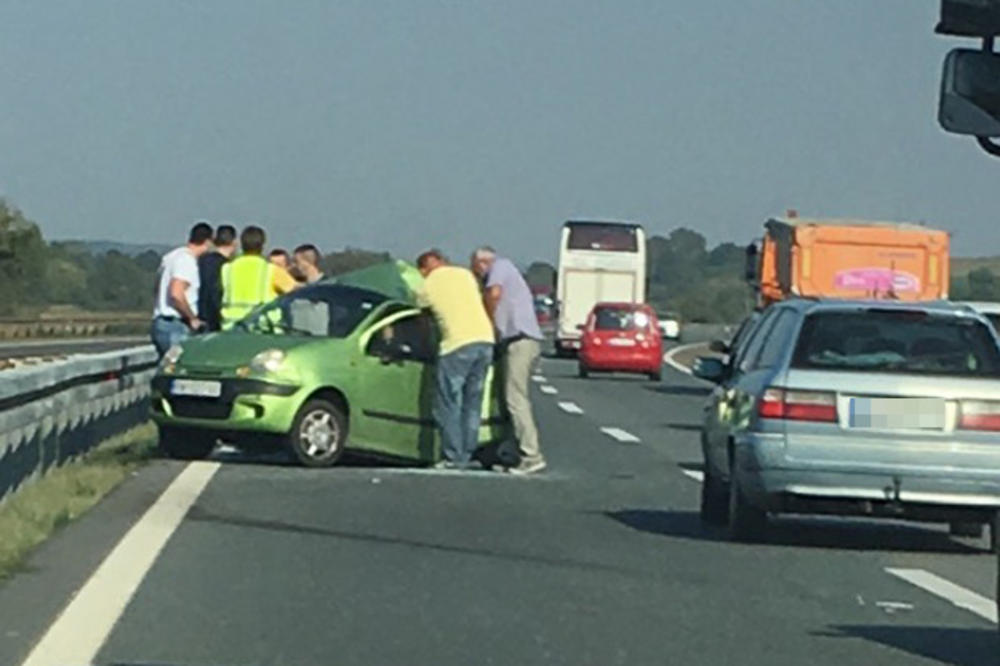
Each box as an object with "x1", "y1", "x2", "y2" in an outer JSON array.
[
  {"x1": 2, "y1": 354, "x2": 998, "y2": 665},
  {"x1": 0, "y1": 336, "x2": 148, "y2": 360}
]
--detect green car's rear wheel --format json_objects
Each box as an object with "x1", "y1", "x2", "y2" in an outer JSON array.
[
  {"x1": 288, "y1": 399, "x2": 347, "y2": 468},
  {"x1": 158, "y1": 426, "x2": 217, "y2": 460}
]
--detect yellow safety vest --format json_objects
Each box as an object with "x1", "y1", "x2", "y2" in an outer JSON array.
[{"x1": 221, "y1": 255, "x2": 276, "y2": 329}]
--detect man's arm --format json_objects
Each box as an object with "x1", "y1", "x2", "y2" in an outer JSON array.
[
  {"x1": 484, "y1": 285, "x2": 502, "y2": 320},
  {"x1": 272, "y1": 266, "x2": 300, "y2": 295},
  {"x1": 168, "y1": 278, "x2": 200, "y2": 328}
]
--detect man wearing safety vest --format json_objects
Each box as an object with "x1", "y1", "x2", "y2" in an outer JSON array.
[{"x1": 221, "y1": 225, "x2": 299, "y2": 329}]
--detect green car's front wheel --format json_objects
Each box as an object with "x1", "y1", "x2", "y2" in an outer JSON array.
[{"x1": 288, "y1": 399, "x2": 348, "y2": 468}]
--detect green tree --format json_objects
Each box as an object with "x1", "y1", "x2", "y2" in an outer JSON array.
[
  {"x1": 524, "y1": 261, "x2": 556, "y2": 291},
  {"x1": 0, "y1": 200, "x2": 49, "y2": 315},
  {"x1": 968, "y1": 268, "x2": 999, "y2": 301},
  {"x1": 321, "y1": 248, "x2": 392, "y2": 276}
]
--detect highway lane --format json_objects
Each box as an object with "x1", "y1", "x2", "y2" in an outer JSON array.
[
  {"x1": 0, "y1": 336, "x2": 148, "y2": 360},
  {"x1": 5, "y1": 359, "x2": 998, "y2": 665}
]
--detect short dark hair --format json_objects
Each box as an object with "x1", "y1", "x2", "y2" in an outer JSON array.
[
  {"x1": 269, "y1": 248, "x2": 289, "y2": 259},
  {"x1": 294, "y1": 244, "x2": 321, "y2": 266},
  {"x1": 241, "y1": 226, "x2": 266, "y2": 254},
  {"x1": 416, "y1": 249, "x2": 445, "y2": 269},
  {"x1": 214, "y1": 224, "x2": 237, "y2": 246},
  {"x1": 189, "y1": 222, "x2": 213, "y2": 245}
]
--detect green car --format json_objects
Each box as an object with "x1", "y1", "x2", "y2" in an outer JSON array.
[{"x1": 151, "y1": 262, "x2": 507, "y2": 467}]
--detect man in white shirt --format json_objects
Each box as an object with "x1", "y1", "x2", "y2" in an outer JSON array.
[{"x1": 151, "y1": 221, "x2": 214, "y2": 356}]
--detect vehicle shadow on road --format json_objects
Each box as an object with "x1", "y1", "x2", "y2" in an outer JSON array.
[
  {"x1": 665, "y1": 423, "x2": 703, "y2": 432},
  {"x1": 644, "y1": 384, "x2": 711, "y2": 397},
  {"x1": 605, "y1": 510, "x2": 986, "y2": 554},
  {"x1": 813, "y1": 625, "x2": 998, "y2": 666},
  {"x1": 207, "y1": 447, "x2": 416, "y2": 469}
]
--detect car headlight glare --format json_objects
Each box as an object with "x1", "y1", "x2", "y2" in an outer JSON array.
[
  {"x1": 251, "y1": 349, "x2": 286, "y2": 373},
  {"x1": 162, "y1": 344, "x2": 184, "y2": 366}
]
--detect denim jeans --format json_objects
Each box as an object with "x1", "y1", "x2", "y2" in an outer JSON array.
[
  {"x1": 151, "y1": 317, "x2": 190, "y2": 358},
  {"x1": 433, "y1": 342, "x2": 493, "y2": 464}
]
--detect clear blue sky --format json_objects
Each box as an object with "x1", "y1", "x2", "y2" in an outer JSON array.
[{"x1": 0, "y1": 0, "x2": 995, "y2": 262}]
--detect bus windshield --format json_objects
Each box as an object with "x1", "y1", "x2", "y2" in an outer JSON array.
[{"x1": 566, "y1": 223, "x2": 639, "y2": 252}]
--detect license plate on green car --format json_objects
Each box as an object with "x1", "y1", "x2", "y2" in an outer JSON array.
[{"x1": 171, "y1": 379, "x2": 222, "y2": 399}]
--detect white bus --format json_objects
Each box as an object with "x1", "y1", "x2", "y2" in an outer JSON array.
[{"x1": 555, "y1": 220, "x2": 647, "y2": 356}]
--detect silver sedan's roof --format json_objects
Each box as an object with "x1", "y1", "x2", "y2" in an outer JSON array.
[
  {"x1": 960, "y1": 301, "x2": 1000, "y2": 315},
  {"x1": 778, "y1": 298, "x2": 984, "y2": 318}
]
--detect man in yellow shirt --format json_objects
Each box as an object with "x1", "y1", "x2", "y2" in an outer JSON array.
[
  {"x1": 220, "y1": 226, "x2": 299, "y2": 329},
  {"x1": 417, "y1": 249, "x2": 496, "y2": 469}
]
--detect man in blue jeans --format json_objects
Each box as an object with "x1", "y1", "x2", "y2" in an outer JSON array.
[
  {"x1": 151, "y1": 221, "x2": 214, "y2": 357},
  {"x1": 416, "y1": 250, "x2": 496, "y2": 469}
]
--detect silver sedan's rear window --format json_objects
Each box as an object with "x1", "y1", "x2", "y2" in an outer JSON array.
[{"x1": 791, "y1": 310, "x2": 1000, "y2": 377}]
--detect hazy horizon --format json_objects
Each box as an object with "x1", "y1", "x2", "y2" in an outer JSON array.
[{"x1": 1, "y1": 1, "x2": 997, "y2": 264}]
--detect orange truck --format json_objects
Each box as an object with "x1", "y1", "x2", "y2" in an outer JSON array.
[{"x1": 748, "y1": 216, "x2": 950, "y2": 307}]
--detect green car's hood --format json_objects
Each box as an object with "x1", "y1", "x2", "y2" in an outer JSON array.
[
  {"x1": 333, "y1": 260, "x2": 424, "y2": 304},
  {"x1": 178, "y1": 331, "x2": 340, "y2": 370}
]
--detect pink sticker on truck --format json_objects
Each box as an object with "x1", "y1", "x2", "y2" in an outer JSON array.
[{"x1": 833, "y1": 267, "x2": 921, "y2": 293}]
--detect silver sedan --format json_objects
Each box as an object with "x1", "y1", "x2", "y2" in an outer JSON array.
[{"x1": 694, "y1": 299, "x2": 1000, "y2": 546}]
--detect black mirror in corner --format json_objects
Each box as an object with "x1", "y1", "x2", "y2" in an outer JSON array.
[
  {"x1": 708, "y1": 339, "x2": 729, "y2": 354},
  {"x1": 692, "y1": 356, "x2": 726, "y2": 383}
]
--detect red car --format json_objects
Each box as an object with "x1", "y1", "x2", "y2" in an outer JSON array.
[{"x1": 578, "y1": 303, "x2": 663, "y2": 381}]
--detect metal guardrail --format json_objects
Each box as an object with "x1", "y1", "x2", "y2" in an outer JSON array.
[
  {"x1": 0, "y1": 345, "x2": 158, "y2": 502},
  {"x1": 0, "y1": 314, "x2": 149, "y2": 340}
]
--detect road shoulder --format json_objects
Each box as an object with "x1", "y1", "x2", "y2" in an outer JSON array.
[{"x1": 0, "y1": 459, "x2": 185, "y2": 666}]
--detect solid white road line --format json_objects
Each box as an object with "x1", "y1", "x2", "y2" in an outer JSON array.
[
  {"x1": 885, "y1": 567, "x2": 998, "y2": 624},
  {"x1": 21, "y1": 461, "x2": 221, "y2": 666},
  {"x1": 539, "y1": 385, "x2": 558, "y2": 395},
  {"x1": 558, "y1": 401, "x2": 584, "y2": 414},
  {"x1": 662, "y1": 342, "x2": 706, "y2": 376},
  {"x1": 681, "y1": 469, "x2": 705, "y2": 482},
  {"x1": 600, "y1": 427, "x2": 641, "y2": 443}
]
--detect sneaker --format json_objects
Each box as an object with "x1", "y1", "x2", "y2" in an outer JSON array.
[
  {"x1": 432, "y1": 460, "x2": 463, "y2": 471},
  {"x1": 507, "y1": 458, "x2": 547, "y2": 475}
]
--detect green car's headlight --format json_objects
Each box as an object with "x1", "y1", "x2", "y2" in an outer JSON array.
[
  {"x1": 251, "y1": 349, "x2": 286, "y2": 374},
  {"x1": 161, "y1": 344, "x2": 184, "y2": 373}
]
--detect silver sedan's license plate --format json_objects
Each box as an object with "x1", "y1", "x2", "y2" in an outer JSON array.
[
  {"x1": 171, "y1": 379, "x2": 222, "y2": 398},
  {"x1": 849, "y1": 397, "x2": 945, "y2": 430}
]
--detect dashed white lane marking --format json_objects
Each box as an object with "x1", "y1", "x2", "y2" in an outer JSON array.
[
  {"x1": 681, "y1": 469, "x2": 705, "y2": 482},
  {"x1": 531, "y1": 375, "x2": 546, "y2": 383},
  {"x1": 885, "y1": 567, "x2": 998, "y2": 624},
  {"x1": 558, "y1": 401, "x2": 584, "y2": 414},
  {"x1": 539, "y1": 385, "x2": 558, "y2": 395},
  {"x1": 663, "y1": 342, "x2": 707, "y2": 376},
  {"x1": 21, "y1": 461, "x2": 221, "y2": 666},
  {"x1": 600, "y1": 427, "x2": 641, "y2": 443}
]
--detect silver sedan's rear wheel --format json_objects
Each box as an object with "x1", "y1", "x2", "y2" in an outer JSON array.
[{"x1": 288, "y1": 399, "x2": 347, "y2": 468}]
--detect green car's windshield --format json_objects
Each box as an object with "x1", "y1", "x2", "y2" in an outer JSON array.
[{"x1": 238, "y1": 284, "x2": 388, "y2": 338}]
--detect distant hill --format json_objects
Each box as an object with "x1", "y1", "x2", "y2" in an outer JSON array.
[
  {"x1": 53, "y1": 240, "x2": 172, "y2": 257},
  {"x1": 952, "y1": 256, "x2": 1000, "y2": 275}
]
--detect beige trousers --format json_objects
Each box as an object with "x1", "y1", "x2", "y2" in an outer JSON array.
[{"x1": 503, "y1": 338, "x2": 543, "y2": 463}]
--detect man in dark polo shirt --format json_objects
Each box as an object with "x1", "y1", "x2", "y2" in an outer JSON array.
[{"x1": 197, "y1": 223, "x2": 237, "y2": 332}]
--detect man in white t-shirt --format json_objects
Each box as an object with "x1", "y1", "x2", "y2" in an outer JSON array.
[{"x1": 151, "y1": 221, "x2": 214, "y2": 356}]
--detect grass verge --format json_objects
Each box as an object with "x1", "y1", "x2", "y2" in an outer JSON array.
[{"x1": 0, "y1": 422, "x2": 157, "y2": 580}]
